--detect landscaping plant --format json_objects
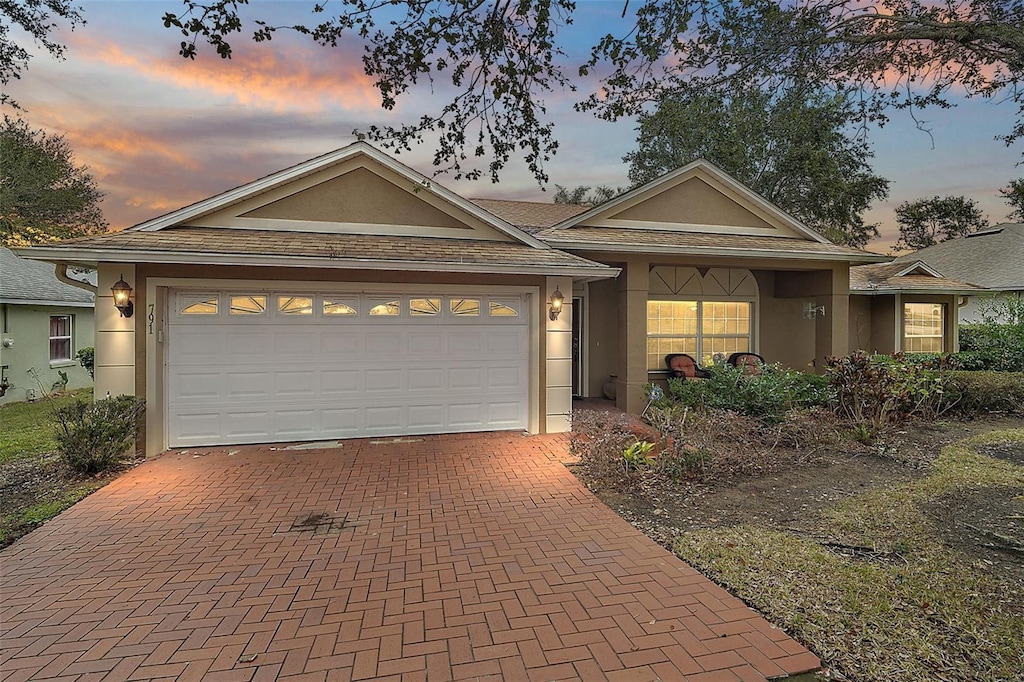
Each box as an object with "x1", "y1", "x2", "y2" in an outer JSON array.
[{"x1": 53, "y1": 394, "x2": 145, "y2": 474}]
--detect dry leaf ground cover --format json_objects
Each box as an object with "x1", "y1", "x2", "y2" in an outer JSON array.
[{"x1": 571, "y1": 410, "x2": 1024, "y2": 681}]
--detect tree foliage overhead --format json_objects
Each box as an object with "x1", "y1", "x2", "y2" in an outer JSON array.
[
  {"x1": 0, "y1": 0, "x2": 84, "y2": 108},
  {"x1": 553, "y1": 184, "x2": 623, "y2": 205},
  {"x1": 157, "y1": 0, "x2": 1023, "y2": 184},
  {"x1": 1000, "y1": 179, "x2": 1024, "y2": 222},
  {"x1": 625, "y1": 86, "x2": 890, "y2": 247},
  {"x1": 0, "y1": 115, "x2": 107, "y2": 247},
  {"x1": 894, "y1": 195, "x2": 989, "y2": 251}
]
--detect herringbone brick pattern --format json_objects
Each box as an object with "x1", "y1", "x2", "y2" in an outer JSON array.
[{"x1": 1, "y1": 433, "x2": 818, "y2": 681}]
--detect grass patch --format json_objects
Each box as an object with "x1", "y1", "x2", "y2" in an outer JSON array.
[
  {"x1": 0, "y1": 389, "x2": 93, "y2": 465},
  {"x1": 673, "y1": 429, "x2": 1024, "y2": 682},
  {"x1": 0, "y1": 481, "x2": 105, "y2": 546}
]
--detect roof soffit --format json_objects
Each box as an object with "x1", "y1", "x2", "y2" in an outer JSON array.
[{"x1": 549, "y1": 160, "x2": 828, "y2": 243}]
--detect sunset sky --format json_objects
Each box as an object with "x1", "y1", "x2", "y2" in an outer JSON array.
[{"x1": 6, "y1": 0, "x2": 1021, "y2": 254}]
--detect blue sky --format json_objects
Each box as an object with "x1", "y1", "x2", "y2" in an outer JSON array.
[{"x1": 6, "y1": 0, "x2": 1021, "y2": 253}]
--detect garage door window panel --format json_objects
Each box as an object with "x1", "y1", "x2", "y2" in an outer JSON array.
[
  {"x1": 489, "y1": 300, "x2": 519, "y2": 317},
  {"x1": 180, "y1": 295, "x2": 219, "y2": 315},
  {"x1": 278, "y1": 296, "x2": 313, "y2": 315},
  {"x1": 323, "y1": 298, "x2": 358, "y2": 316},
  {"x1": 231, "y1": 296, "x2": 267, "y2": 315},
  {"x1": 450, "y1": 298, "x2": 480, "y2": 316},
  {"x1": 410, "y1": 298, "x2": 441, "y2": 316},
  {"x1": 369, "y1": 300, "x2": 401, "y2": 316}
]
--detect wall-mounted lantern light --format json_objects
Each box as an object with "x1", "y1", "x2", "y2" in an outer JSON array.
[
  {"x1": 111, "y1": 275, "x2": 134, "y2": 318},
  {"x1": 802, "y1": 302, "x2": 826, "y2": 319},
  {"x1": 548, "y1": 288, "x2": 565, "y2": 321}
]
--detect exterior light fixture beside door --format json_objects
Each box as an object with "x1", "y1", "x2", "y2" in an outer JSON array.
[
  {"x1": 111, "y1": 275, "x2": 134, "y2": 318},
  {"x1": 548, "y1": 288, "x2": 565, "y2": 321}
]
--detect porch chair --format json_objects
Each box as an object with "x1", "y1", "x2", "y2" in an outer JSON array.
[
  {"x1": 664, "y1": 353, "x2": 710, "y2": 380},
  {"x1": 727, "y1": 352, "x2": 766, "y2": 376}
]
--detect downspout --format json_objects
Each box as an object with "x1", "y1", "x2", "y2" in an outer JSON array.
[{"x1": 55, "y1": 264, "x2": 98, "y2": 295}]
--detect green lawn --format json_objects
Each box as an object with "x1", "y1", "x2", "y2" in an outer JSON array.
[{"x1": 0, "y1": 388, "x2": 92, "y2": 465}]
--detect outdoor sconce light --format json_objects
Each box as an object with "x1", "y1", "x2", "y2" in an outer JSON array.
[
  {"x1": 111, "y1": 275, "x2": 134, "y2": 318},
  {"x1": 548, "y1": 288, "x2": 565, "y2": 321}
]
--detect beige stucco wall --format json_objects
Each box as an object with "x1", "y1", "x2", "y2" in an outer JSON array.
[
  {"x1": 755, "y1": 271, "x2": 817, "y2": 371},
  {"x1": 94, "y1": 265, "x2": 137, "y2": 400},
  {"x1": 545, "y1": 275, "x2": 573, "y2": 433},
  {"x1": 612, "y1": 177, "x2": 776, "y2": 229},
  {"x1": 0, "y1": 303, "x2": 94, "y2": 404},
  {"x1": 848, "y1": 295, "x2": 873, "y2": 353},
  {"x1": 585, "y1": 278, "x2": 619, "y2": 398}
]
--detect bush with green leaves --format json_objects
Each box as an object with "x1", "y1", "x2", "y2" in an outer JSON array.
[
  {"x1": 53, "y1": 395, "x2": 145, "y2": 474},
  {"x1": 76, "y1": 347, "x2": 95, "y2": 379},
  {"x1": 944, "y1": 371, "x2": 1024, "y2": 416},
  {"x1": 958, "y1": 295, "x2": 1024, "y2": 372},
  {"x1": 664, "y1": 362, "x2": 832, "y2": 422},
  {"x1": 826, "y1": 351, "x2": 953, "y2": 439}
]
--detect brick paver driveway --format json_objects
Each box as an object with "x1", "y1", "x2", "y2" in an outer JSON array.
[{"x1": 1, "y1": 433, "x2": 818, "y2": 681}]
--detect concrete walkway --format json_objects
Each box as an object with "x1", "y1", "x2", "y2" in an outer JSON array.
[{"x1": 1, "y1": 433, "x2": 818, "y2": 681}]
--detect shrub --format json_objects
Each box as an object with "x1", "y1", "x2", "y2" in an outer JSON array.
[
  {"x1": 54, "y1": 395, "x2": 145, "y2": 474},
  {"x1": 645, "y1": 405, "x2": 840, "y2": 481},
  {"x1": 570, "y1": 409, "x2": 643, "y2": 487},
  {"x1": 826, "y1": 351, "x2": 953, "y2": 439},
  {"x1": 665, "y1": 362, "x2": 833, "y2": 422},
  {"x1": 957, "y1": 295, "x2": 1024, "y2": 372},
  {"x1": 945, "y1": 371, "x2": 1024, "y2": 416},
  {"x1": 76, "y1": 347, "x2": 95, "y2": 379}
]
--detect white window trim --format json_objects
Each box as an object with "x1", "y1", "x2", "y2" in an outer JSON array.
[{"x1": 49, "y1": 314, "x2": 74, "y2": 365}]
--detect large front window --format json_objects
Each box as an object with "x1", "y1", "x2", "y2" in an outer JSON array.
[
  {"x1": 647, "y1": 301, "x2": 751, "y2": 370},
  {"x1": 904, "y1": 303, "x2": 944, "y2": 352}
]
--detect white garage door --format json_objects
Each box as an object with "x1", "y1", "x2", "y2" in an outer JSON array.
[{"x1": 166, "y1": 290, "x2": 529, "y2": 447}]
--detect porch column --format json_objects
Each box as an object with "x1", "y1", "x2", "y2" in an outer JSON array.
[
  {"x1": 617, "y1": 258, "x2": 649, "y2": 413},
  {"x1": 814, "y1": 265, "x2": 850, "y2": 368}
]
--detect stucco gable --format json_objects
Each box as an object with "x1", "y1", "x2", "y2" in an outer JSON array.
[
  {"x1": 132, "y1": 142, "x2": 541, "y2": 246},
  {"x1": 550, "y1": 160, "x2": 826, "y2": 243}
]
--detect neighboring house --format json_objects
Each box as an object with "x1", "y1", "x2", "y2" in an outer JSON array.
[
  {"x1": 849, "y1": 260, "x2": 983, "y2": 355},
  {"x1": 892, "y1": 223, "x2": 1024, "y2": 323},
  {"x1": 0, "y1": 247, "x2": 96, "y2": 404},
  {"x1": 19, "y1": 142, "x2": 895, "y2": 455}
]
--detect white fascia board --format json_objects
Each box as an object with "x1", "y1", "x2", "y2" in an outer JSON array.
[
  {"x1": 130, "y1": 141, "x2": 549, "y2": 250},
  {"x1": 0, "y1": 298, "x2": 94, "y2": 307},
  {"x1": 895, "y1": 260, "x2": 944, "y2": 278},
  {"x1": 17, "y1": 247, "x2": 620, "y2": 279},
  {"x1": 543, "y1": 240, "x2": 890, "y2": 263},
  {"x1": 548, "y1": 158, "x2": 830, "y2": 244},
  {"x1": 852, "y1": 287, "x2": 983, "y2": 295}
]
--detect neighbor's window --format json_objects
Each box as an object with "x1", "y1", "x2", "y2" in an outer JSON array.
[
  {"x1": 230, "y1": 295, "x2": 266, "y2": 315},
  {"x1": 49, "y1": 315, "x2": 72, "y2": 363},
  {"x1": 646, "y1": 300, "x2": 752, "y2": 369},
  {"x1": 904, "y1": 303, "x2": 944, "y2": 352},
  {"x1": 278, "y1": 296, "x2": 313, "y2": 315}
]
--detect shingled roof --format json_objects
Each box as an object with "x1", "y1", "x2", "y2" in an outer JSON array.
[
  {"x1": 893, "y1": 223, "x2": 1024, "y2": 291},
  {"x1": 470, "y1": 199, "x2": 590, "y2": 233},
  {"x1": 26, "y1": 228, "x2": 617, "y2": 277},
  {"x1": 0, "y1": 247, "x2": 94, "y2": 306},
  {"x1": 850, "y1": 260, "x2": 983, "y2": 294}
]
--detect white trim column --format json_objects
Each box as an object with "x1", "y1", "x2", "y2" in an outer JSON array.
[
  {"x1": 94, "y1": 265, "x2": 136, "y2": 400},
  {"x1": 545, "y1": 276, "x2": 572, "y2": 433}
]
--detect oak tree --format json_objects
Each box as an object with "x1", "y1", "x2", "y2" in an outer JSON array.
[
  {"x1": 894, "y1": 195, "x2": 989, "y2": 251},
  {"x1": 1000, "y1": 179, "x2": 1024, "y2": 222},
  {"x1": 0, "y1": 115, "x2": 107, "y2": 246},
  {"x1": 0, "y1": 0, "x2": 84, "y2": 108},
  {"x1": 625, "y1": 86, "x2": 890, "y2": 247},
  {"x1": 158, "y1": 0, "x2": 1024, "y2": 183}
]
